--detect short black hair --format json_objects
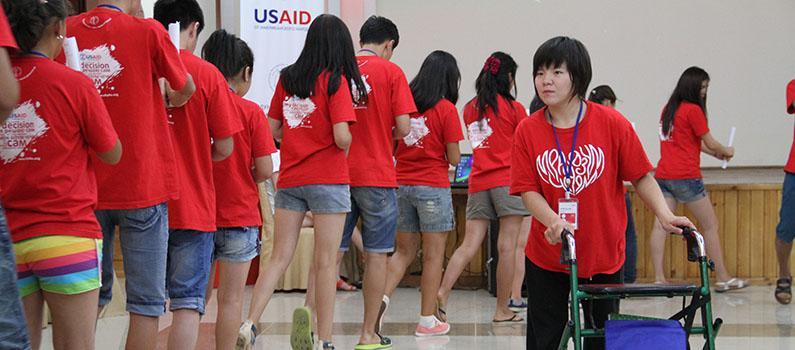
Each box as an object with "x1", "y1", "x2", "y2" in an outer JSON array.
[
  {"x1": 202, "y1": 29, "x2": 254, "y2": 79},
  {"x1": 588, "y1": 85, "x2": 616, "y2": 105},
  {"x1": 533, "y1": 36, "x2": 592, "y2": 100},
  {"x1": 359, "y1": 15, "x2": 399, "y2": 49},
  {"x1": 153, "y1": 0, "x2": 204, "y2": 34}
]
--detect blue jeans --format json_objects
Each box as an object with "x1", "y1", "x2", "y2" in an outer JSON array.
[
  {"x1": 623, "y1": 192, "x2": 637, "y2": 283},
  {"x1": 656, "y1": 178, "x2": 707, "y2": 203},
  {"x1": 275, "y1": 184, "x2": 351, "y2": 214},
  {"x1": 0, "y1": 203, "x2": 32, "y2": 349},
  {"x1": 777, "y1": 172, "x2": 795, "y2": 243},
  {"x1": 214, "y1": 226, "x2": 260, "y2": 263},
  {"x1": 96, "y1": 203, "x2": 170, "y2": 317},
  {"x1": 167, "y1": 230, "x2": 215, "y2": 315},
  {"x1": 397, "y1": 185, "x2": 454, "y2": 233},
  {"x1": 340, "y1": 187, "x2": 398, "y2": 253}
]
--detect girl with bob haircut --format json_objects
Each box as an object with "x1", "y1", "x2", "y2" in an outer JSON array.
[
  {"x1": 201, "y1": 29, "x2": 277, "y2": 350},
  {"x1": 650, "y1": 66, "x2": 745, "y2": 292},
  {"x1": 382, "y1": 50, "x2": 463, "y2": 337},
  {"x1": 510, "y1": 36, "x2": 692, "y2": 350},
  {"x1": 1, "y1": 0, "x2": 122, "y2": 349},
  {"x1": 238, "y1": 14, "x2": 366, "y2": 350},
  {"x1": 437, "y1": 51, "x2": 529, "y2": 325}
]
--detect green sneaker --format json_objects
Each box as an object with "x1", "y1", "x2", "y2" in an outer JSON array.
[{"x1": 291, "y1": 307, "x2": 314, "y2": 350}]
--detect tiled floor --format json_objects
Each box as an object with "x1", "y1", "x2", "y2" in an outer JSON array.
[{"x1": 39, "y1": 286, "x2": 794, "y2": 349}]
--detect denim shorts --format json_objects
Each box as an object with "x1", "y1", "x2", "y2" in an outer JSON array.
[
  {"x1": 777, "y1": 172, "x2": 795, "y2": 242},
  {"x1": 0, "y1": 203, "x2": 31, "y2": 350},
  {"x1": 214, "y1": 226, "x2": 261, "y2": 263},
  {"x1": 96, "y1": 203, "x2": 169, "y2": 317},
  {"x1": 340, "y1": 187, "x2": 398, "y2": 253},
  {"x1": 397, "y1": 185, "x2": 454, "y2": 233},
  {"x1": 275, "y1": 184, "x2": 351, "y2": 214},
  {"x1": 167, "y1": 230, "x2": 215, "y2": 315},
  {"x1": 656, "y1": 178, "x2": 707, "y2": 203},
  {"x1": 466, "y1": 186, "x2": 530, "y2": 220}
]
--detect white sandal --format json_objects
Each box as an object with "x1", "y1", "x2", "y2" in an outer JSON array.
[{"x1": 715, "y1": 278, "x2": 747, "y2": 293}]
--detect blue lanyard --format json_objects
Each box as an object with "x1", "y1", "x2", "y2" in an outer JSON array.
[
  {"x1": 549, "y1": 100, "x2": 584, "y2": 197},
  {"x1": 97, "y1": 4, "x2": 123, "y2": 12},
  {"x1": 28, "y1": 50, "x2": 48, "y2": 59}
]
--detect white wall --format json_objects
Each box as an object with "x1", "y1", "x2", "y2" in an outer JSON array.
[{"x1": 378, "y1": 0, "x2": 795, "y2": 167}]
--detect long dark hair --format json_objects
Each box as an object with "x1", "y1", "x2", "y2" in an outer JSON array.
[
  {"x1": 2, "y1": 0, "x2": 69, "y2": 54},
  {"x1": 280, "y1": 14, "x2": 366, "y2": 104},
  {"x1": 474, "y1": 51, "x2": 517, "y2": 120},
  {"x1": 202, "y1": 29, "x2": 253, "y2": 80},
  {"x1": 409, "y1": 50, "x2": 460, "y2": 113},
  {"x1": 661, "y1": 66, "x2": 709, "y2": 136}
]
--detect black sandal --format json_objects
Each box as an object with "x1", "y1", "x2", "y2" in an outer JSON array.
[{"x1": 775, "y1": 277, "x2": 792, "y2": 305}]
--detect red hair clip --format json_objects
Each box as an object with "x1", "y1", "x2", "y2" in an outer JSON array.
[{"x1": 484, "y1": 56, "x2": 501, "y2": 75}]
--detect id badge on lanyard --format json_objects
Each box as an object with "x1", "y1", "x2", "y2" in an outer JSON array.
[{"x1": 558, "y1": 192, "x2": 579, "y2": 230}]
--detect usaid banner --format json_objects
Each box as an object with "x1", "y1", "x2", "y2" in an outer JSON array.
[{"x1": 240, "y1": 0, "x2": 324, "y2": 112}]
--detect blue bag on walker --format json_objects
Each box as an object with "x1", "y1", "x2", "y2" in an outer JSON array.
[{"x1": 605, "y1": 320, "x2": 686, "y2": 350}]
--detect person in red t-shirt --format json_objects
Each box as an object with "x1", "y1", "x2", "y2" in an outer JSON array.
[
  {"x1": 64, "y1": 1, "x2": 196, "y2": 348},
  {"x1": 0, "y1": 4, "x2": 29, "y2": 349},
  {"x1": 650, "y1": 67, "x2": 746, "y2": 292},
  {"x1": 511, "y1": 37, "x2": 692, "y2": 350},
  {"x1": 201, "y1": 29, "x2": 276, "y2": 350},
  {"x1": 239, "y1": 15, "x2": 366, "y2": 350},
  {"x1": 1, "y1": 1, "x2": 122, "y2": 348},
  {"x1": 153, "y1": 1, "x2": 243, "y2": 349},
  {"x1": 588, "y1": 85, "x2": 638, "y2": 284},
  {"x1": 382, "y1": 50, "x2": 463, "y2": 337},
  {"x1": 437, "y1": 52, "x2": 529, "y2": 325},
  {"x1": 331, "y1": 15, "x2": 414, "y2": 347},
  {"x1": 774, "y1": 79, "x2": 795, "y2": 305}
]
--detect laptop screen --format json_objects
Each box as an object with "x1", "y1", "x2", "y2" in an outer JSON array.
[{"x1": 452, "y1": 154, "x2": 473, "y2": 186}]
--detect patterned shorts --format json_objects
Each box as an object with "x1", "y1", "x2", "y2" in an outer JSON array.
[{"x1": 15, "y1": 236, "x2": 102, "y2": 297}]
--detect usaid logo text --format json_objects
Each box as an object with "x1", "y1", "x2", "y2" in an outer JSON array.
[{"x1": 254, "y1": 9, "x2": 312, "y2": 25}]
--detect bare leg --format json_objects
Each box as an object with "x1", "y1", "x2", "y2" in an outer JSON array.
[
  {"x1": 650, "y1": 197, "x2": 677, "y2": 282},
  {"x1": 384, "y1": 232, "x2": 420, "y2": 297},
  {"x1": 45, "y1": 289, "x2": 100, "y2": 350},
  {"x1": 167, "y1": 310, "x2": 201, "y2": 350},
  {"x1": 360, "y1": 251, "x2": 388, "y2": 345},
  {"x1": 777, "y1": 239, "x2": 793, "y2": 278},
  {"x1": 437, "y1": 219, "x2": 489, "y2": 307},
  {"x1": 685, "y1": 195, "x2": 731, "y2": 281},
  {"x1": 511, "y1": 216, "x2": 531, "y2": 301},
  {"x1": 494, "y1": 215, "x2": 522, "y2": 320},
  {"x1": 215, "y1": 260, "x2": 252, "y2": 350},
  {"x1": 244, "y1": 209, "x2": 305, "y2": 324},
  {"x1": 420, "y1": 232, "x2": 448, "y2": 316},
  {"x1": 23, "y1": 292, "x2": 43, "y2": 350},
  {"x1": 127, "y1": 314, "x2": 159, "y2": 350},
  {"x1": 311, "y1": 213, "x2": 347, "y2": 343}
]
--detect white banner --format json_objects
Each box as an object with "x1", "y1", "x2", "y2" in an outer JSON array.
[{"x1": 240, "y1": 0, "x2": 325, "y2": 113}]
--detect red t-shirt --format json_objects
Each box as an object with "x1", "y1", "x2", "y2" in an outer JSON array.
[
  {"x1": 510, "y1": 102, "x2": 653, "y2": 277},
  {"x1": 65, "y1": 8, "x2": 188, "y2": 209},
  {"x1": 347, "y1": 55, "x2": 417, "y2": 187},
  {"x1": 786, "y1": 80, "x2": 795, "y2": 173},
  {"x1": 214, "y1": 94, "x2": 277, "y2": 228},
  {"x1": 166, "y1": 50, "x2": 242, "y2": 231},
  {"x1": 268, "y1": 72, "x2": 357, "y2": 188},
  {"x1": 1, "y1": 57, "x2": 118, "y2": 243},
  {"x1": 655, "y1": 102, "x2": 709, "y2": 180},
  {"x1": 396, "y1": 99, "x2": 464, "y2": 187},
  {"x1": 0, "y1": 7, "x2": 16, "y2": 49},
  {"x1": 464, "y1": 96, "x2": 527, "y2": 193}
]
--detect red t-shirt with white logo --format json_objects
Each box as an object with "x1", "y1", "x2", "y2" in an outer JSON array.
[
  {"x1": 464, "y1": 96, "x2": 527, "y2": 193},
  {"x1": 348, "y1": 55, "x2": 417, "y2": 188},
  {"x1": 396, "y1": 99, "x2": 464, "y2": 188},
  {"x1": 166, "y1": 50, "x2": 242, "y2": 232},
  {"x1": 215, "y1": 94, "x2": 277, "y2": 228},
  {"x1": 1, "y1": 57, "x2": 118, "y2": 243},
  {"x1": 510, "y1": 102, "x2": 653, "y2": 277},
  {"x1": 786, "y1": 80, "x2": 795, "y2": 174},
  {"x1": 0, "y1": 7, "x2": 16, "y2": 49},
  {"x1": 65, "y1": 7, "x2": 188, "y2": 209},
  {"x1": 268, "y1": 72, "x2": 356, "y2": 188},
  {"x1": 655, "y1": 102, "x2": 709, "y2": 180}
]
